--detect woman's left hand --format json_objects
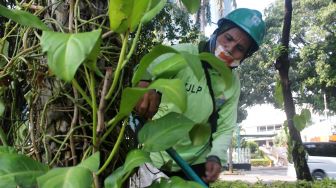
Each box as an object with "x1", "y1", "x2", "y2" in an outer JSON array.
[{"x1": 203, "y1": 160, "x2": 222, "y2": 183}]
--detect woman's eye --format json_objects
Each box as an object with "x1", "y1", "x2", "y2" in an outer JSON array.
[{"x1": 225, "y1": 35, "x2": 233, "y2": 41}]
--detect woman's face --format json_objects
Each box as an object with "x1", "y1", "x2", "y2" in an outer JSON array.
[{"x1": 216, "y1": 27, "x2": 252, "y2": 61}]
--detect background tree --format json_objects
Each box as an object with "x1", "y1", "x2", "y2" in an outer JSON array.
[{"x1": 238, "y1": 0, "x2": 336, "y2": 116}]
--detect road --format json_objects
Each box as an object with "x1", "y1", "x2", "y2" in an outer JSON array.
[{"x1": 219, "y1": 166, "x2": 297, "y2": 183}]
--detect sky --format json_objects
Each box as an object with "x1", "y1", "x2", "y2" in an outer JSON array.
[{"x1": 205, "y1": 0, "x2": 275, "y2": 37}]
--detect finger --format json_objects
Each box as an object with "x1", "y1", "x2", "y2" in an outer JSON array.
[
  {"x1": 136, "y1": 93, "x2": 150, "y2": 117},
  {"x1": 147, "y1": 91, "x2": 160, "y2": 118}
]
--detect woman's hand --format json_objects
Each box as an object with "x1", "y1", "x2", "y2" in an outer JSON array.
[
  {"x1": 203, "y1": 156, "x2": 222, "y2": 183},
  {"x1": 135, "y1": 81, "x2": 161, "y2": 119}
]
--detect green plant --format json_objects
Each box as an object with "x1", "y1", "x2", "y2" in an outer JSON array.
[{"x1": 0, "y1": 0, "x2": 233, "y2": 187}]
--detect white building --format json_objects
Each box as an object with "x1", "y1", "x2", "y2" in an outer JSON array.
[{"x1": 240, "y1": 104, "x2": 286, "y2": 147}]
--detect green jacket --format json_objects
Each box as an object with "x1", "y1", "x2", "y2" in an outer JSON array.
[{"x1": 148, "y1": 60, "x2": 241, "y2": 171}]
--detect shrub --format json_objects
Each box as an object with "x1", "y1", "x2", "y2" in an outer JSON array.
[
  {"x1": 211, "y1": 179, "x2": 336, "y2": 188},
  {"x1": 250, "y1": 158, "x2": 272, "y2": 167}
]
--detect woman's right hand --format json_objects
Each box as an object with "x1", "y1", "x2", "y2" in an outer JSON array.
[{"x1": 135, "y1": 81, "x2": 161, "y2": 119}]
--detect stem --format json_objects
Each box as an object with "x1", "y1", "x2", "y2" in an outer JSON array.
[
  {"x1": 89, "y1": 70, "x2": 98, "y2": 149},
  {"x1": 0, "y1": 126, "x2": 8, "y2": 146},
  {"x1": 97, "y1": 120, "x2": 127, "y2": 175},
  {"x1": 97, "y1": 67, "x2": 113, "y2": 134},
  {"x1": 123, "y1": 23, "x2": 142, "y2": 67},
  {"x1": 104, "y1": 32, "x2": 129, "y2": 100},
  {"x1": 72, "y1": 79, "x2": 93, "y2": 107},
  {"x1": 49, "y1": 125, "x2": 87, "y2": 166},
  {"x1": 68, "y1": 0, "x2": 75, "y2": 33},
  {"x1": 100, "y1": 115, "x2": 123, "y2": 143},
  {"x1": 70, "y1": 85, "x2": 79, "y2": 165}
]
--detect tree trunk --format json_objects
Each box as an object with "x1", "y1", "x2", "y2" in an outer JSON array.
[{"x1": 275, "y1": 0, "x2": 312, "y2": 181}]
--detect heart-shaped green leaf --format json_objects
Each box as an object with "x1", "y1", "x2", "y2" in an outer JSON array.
[
  {"x1": 0, "y1": 153, "x2": 48, "y2": 188},
  {"x1": 40, "y1": 29, "x2": 102, "y2": 82},
  {"x1": 0, "y1": 5, "x2": 49, "y2": 31},
  {"x1": 189, "y1": 123, "x2": 211, "y2": 146},
  {"x1": 37, "y1": 167, "x2": 92, "y2": 188},
  {"x1": 119, "y1": 87, "x2": 148, "y2": 117},
  {"x1": 171, "y1": 43, "x2": 199, "y2": 55},
  {"x1": 172, "y1": 43, "x2": 203, "y2": 80},
  {"x1": 108, "y1": 0, "x2": 133, "y2": 33},
  {"x1": 300, "y1": 109, "x2": 311, "y2": 122},
  {"x1": 150, "y1": 53, "x2": 187, "y2": 78},
  {"x1": 132, "y1": 45, "x2": 179, "y2": 86},
  {"x1": 181, "y1": 0, "x2": 200, "y2": 14},
  {"x1": 104, "y1": 149, "x2": 151, "y2": 188},
  {"x1": 78, "y1": 152, "x2": 100, "y2": 172},
  {"x1": 108, "y1": 0, "x2": 152, "y2": 33},
  {"x1": 129, "y1": 0, "x2": 151, "y2": 32},
  {"x1": 148, "y1": 79, "x2": 186, "y2": 112},
  {"x1": 293, "y1": 114, "x2": 306, "y2": 131},
  {"x1": 199, "y1": 52, "x2": 233, "y2": 89},
  {"x1": 123, "y1": 150, "x2": 151, "y2": 172},
  {"x1": 104, "y1": 167, "x2": 124, "y2": 188},
  {"x1": 138, "y1": 112, "x2": 195, "y2": 152},
  {"x1": 141, "y1": 0, "x2": 167, "y2": 24},
  {"x1": 180, "y1": 52, "x2": 203, "y2": 81}
]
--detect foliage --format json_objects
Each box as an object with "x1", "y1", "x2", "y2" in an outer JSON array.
[
  {"x1": 250, "y1": 158, "x2": 272, "y2": 167},
  {"x1": 211, "y1": 179, "x2": 336, "y2": 188},
  {"x1": 237, "y1": 0, "x2": 336, "y2": 123},
  {"x1": 242, "y1": 141, "x2": 258, "y2": 154},
  {"x1": 273, "y1": 128, "x2": 288, "y2": 147},
  {"x1": 0, "y1": 0, "x2": 226, "y2": 187}
]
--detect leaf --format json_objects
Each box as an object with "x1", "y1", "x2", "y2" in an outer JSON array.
[
  {"x1": 141, "y1": 0, "x2": 167, "y2": 24},
  {"x1": 108, "y1": 0, "x2": 134, "y2": 33},
  {"x1": 293, "y1": 114, "x2": 306, "y2": 131},
  {"x1": 0, "y1": 153, "x2": 48, "y2": 188},
  {"x1": 138, "y1": 112, "x2": 195, "y2": 152},
  {"x1": 172, "y1": 44, "x2": 203, "y2": 81},
  {"x1": 119, "y1": 87, "x2": 148, "y2": 117},
  {"x1": 150, "y1": 53, "x2": 187, "y2": 78},
  {"x1": 148, "y1": 79, "x2": 186, "y2": 112},
  {"x1": 180, "y1": 52, "x2": 203, "y2": 81},
  {"x1": 0, "y1": 100, "x2": 4, "y2": 117},
  {"x1": 0, "y1": 146, "x2": 16, "y2": 154},
  {"x1": 104, "y1": 167, "x2": 124, "y2": 188},
  {"x1": 274, "y1": 80, "x2": 284, "y2": 109},
  {"x1": 132, "y1": 45, "x2": 179, "y2": 86},
  {"x1": 129, "y1": 0, "x2": 151, "y2": 32},
  {"x1": 37, "y1": 166, "x2": 92, "y2": 188},
  {"x1": 171, "y1": 43, "x2": 199, "y2": 55},
  {"x1": 199, "y1": 52, "x2": 233, "y2": 89},
  {"x1": 181, "y1": 0, "x2": 200, "y2": 14},
  {"x1": 0, "y1": 40, "x2": 9, "y2": 67},
  {"x1": 300, "y1": 109, "x2": 311, "y2": 122},
  {"x1": 150, "y1": 176, "x2": 203, "y2": 188},
  {"x1": 123, "y1": 149, "x2": 151, "y2": 172},
  {"x1": 0, "y1": 5, "x2": 49, "y2": 31},
  {"x1": 40, "y1": 29, "x2": 102, "y2": 82},
  {"x1": 78, "y1": 152, "x2": 100, "y2": 172},
  {"x1": 104, "y1": 149, "x2": 151, "y2": 188},
  {"x1": 189, "y1": 123, "x2": 211, "y2": 146}
]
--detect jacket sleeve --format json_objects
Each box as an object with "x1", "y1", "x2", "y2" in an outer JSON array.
[{"x1": 207, "y1": 73, "x2": 240, "y2": 166}]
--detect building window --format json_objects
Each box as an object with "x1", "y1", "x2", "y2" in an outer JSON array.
[
  {"x1": 267, "y1": 125, "x2": 274, "y2": 131},
  {"x1": 258, "y1": 126, "x2": 266, "y2": 132}
]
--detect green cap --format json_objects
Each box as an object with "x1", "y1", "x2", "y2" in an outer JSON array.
[{"x1": 218, "y1": 8, "x2": 266, "y2": 47}]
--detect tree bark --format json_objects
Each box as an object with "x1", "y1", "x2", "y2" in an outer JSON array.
[{"x1": 275, "y1": 0, "x2": 312, "y2": 181}]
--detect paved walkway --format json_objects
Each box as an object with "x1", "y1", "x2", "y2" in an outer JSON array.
[{"x1": 219, "y1": 167, "x2": 297, "y2": 183}]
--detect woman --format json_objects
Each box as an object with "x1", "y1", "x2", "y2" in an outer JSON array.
[{"x1": 135, "y1": 8, "x2": 266, "y2": 185}]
